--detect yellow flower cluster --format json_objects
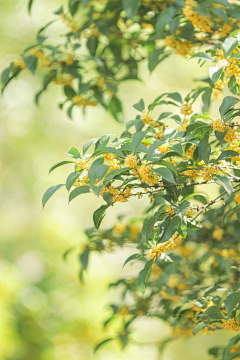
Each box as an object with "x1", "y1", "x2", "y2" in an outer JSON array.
[
  {"x1": 183, "y1": 0, "x2": 213, "y2": 33},
  {"x1": 158, "y1": 143, "x2": 170, "y2": 154},
  {"x1": 164, "y1": 36, "x2": 194, "y2": 56},
  {"x1": 235, "y1": 192, "x2": 240, "y2": 204},
  {"x1": 181, "y1": 102, "x2": 193, "y2": 116},
  {"x1": 73, "y1": 174, "x2": 88, "y2": 187},
  {"x1": 225, "y1": 126, "x2": 237, "y2": 144},
  {"x1": 168, "y1": 274, "x2": 179, "y2": 287},
  {"x1": 60, "y1": 13, "x2": 80, "y2": 33},
  {"x1": 212, "y1": 226, "x2": 224, "y2": 241},
  {"x1": 186, "y1": 208, "x2": 193, "y2": 217},
  {"x1": 148, "y1": 240, "x2": 176, "y2": 259},
  {"x1": 53, "y1": 75, "x2": 74, "y2": 86},
  {"x1": 14, "y1": 58, "x2": 26, "y2": 69},
  {"x1": 113, "y1": 223, "x2": 126, "y2": 234},
  {"x1": 201, "y1": 166, "x2": 217, "y2": 181},
  {"x1": 82, "y1": 23, "x2": 100, "y2": 38},
  {"x1": 129, "y1": 222, "x2": 142, "y2": 240},
  {"x1": 125, "y1": 154, "x2": 139, "y2": 168},
  {"x1": 211, "y1": 120, "x2": 237, "y2": 144},
  {"x1": 137, "y1": 163, "x2": 160, "y2": 186},
  {"x1": 140, "y1": 110, "x2": 155, "y2": 125},
  {"x1": 76, "y1": 158, "x2": 92, "y2": 170},
  {"x1": 214, "y1": 48, "x2": 240, "y2": 90},
  {"x1": 118, "y1": 306, "x2": 129, "y2": 316},
  {"x1": 222, "y1": 318, "x2": 240, "y2": 331},
  {"x1": 101, "y1": 186, "x2": 133, "y2": 203},
  {"x1": 186, "y1": 169, "x2": 199, "y2": 179},
  {"x1": 166, "y1": 206, "x2": 175, "y2": 216},
  {"x1": 212, "y1": 119, "x2": 226, "y2": 132},
  {"x1": 72, "y1": 95, "x2": 97, "y2": 107},
  {"x1": 178, "y1": 118, "x2": 189, "y2": 132},
  {"x1": 186, "y1": 144, "x2": 195, "y2": 158},
  {"x1": 230, "y1": 345, "x2": 240, "y2": 355},
  {"x1": 140, "y1": 111, "x2": 166, "y2": 140}
]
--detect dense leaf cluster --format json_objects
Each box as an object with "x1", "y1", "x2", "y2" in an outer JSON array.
[{"x1": 2, "y1": 0, "x2": 240, "y2": 120}]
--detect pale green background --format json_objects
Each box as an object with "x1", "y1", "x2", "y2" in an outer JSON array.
[{"x1": 0, "y1": 1, "x2": 232, "y2": 359}]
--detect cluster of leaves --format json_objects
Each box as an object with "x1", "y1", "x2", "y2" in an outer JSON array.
[
  {"x1": 2, "y1": 0, "x2": 240, "y2": 120},
  {"x1": 43, "y1": 33, "x2": 240, "y2": 357}
]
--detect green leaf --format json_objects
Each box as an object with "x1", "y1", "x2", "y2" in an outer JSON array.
[
  {"x1": 192, "y1": 321, "x2": 210, "y2": 336},
  {"x1": 66, "y1": 171, "x2": 81, "y2": 191},
  {"x1": 159, "y1": 216, "x2": 180, "y2": 243},
  {"x1": 54, "y1": 5, "x2": 64, "y2": 15},
  {"x1": 224, "y1": 350, "x2": 240, "y2": 360},
  {"x1": 172, "y1": 200, "x2": 190, "y2": 220},
  {"x1": 191, "y1": 52, "x2": 214, "y2": 61},
  {"x1": 156, "y1": 160, "x2": 177, "y2": 175},
  {"x1": 199, "y1": 306, "x2": 224, "y2": 319},
  {"x1": 146, "y1": 141, "x2": 164, "y2": 160},
  {"x1": 182, "y1": 193, "x2": 208, "y2": 205},
  {"x1": 204, "y1": 285, "x2": 227, "y2": 296},
  {"x1": 153, "y1": 167, "x2": 176, "y2": 184},
  {"x1": 69, "y1": 0, "x2": 81, "y2": 16},
  {"x1": 225, "y1": 292, "x2": 240, "y2": 314},
  {"x1": 103, "y1": 167, "x2": 130, "y2": 182},
  {"x1": 133, "y1": 98, "x2": 145, "y2": 112},
  {"x1": 42, "y1": 184, "x2": 64, "y2": 208},
  {"x1": 66, "y1": 147, "x2": 80, "y2": 159},
  {"x1": 223, "y1": 37, "x2": 238, "y2": 58},
  {"x1": 23, "y1": 55, "x2": 38, "y2": 74},
  {"x1": 1, "y1": 65, "x2": 12, "y2": 89},
  {"x1": 123, "y1": 254, "x2": 142, "y2": 268},
  {"x1": 212, "y1": 174, "x2": 233, "y2": 195},
  {"x1": 49, "y1": 161, "x2": 74, "y2": 174},
  {"x1": 212, "y1": 7, "x2": 230, "y2": 23},
  {"x1": 94, "y1": 338, "x2": 114, "y2": 353},
  {"x1": 28, "y1": 0, "x2": 34, "y2": 13},
  {"x1": 96, "y1": 164, "x2": 110, "y2": 182},
  {"x1": 137, "y1": 259, "x2": 154, "y2": 294},
  {"x1": 93, "y1": 204, "x2": 109, "y2": 229},
  {"x1": 79, "y1": 247, "x2": 90, "y2": 270},
  {"x1": 202, "y1": 87, "x2": 212, "y2": 110},
  {"x1": 132, "y1": 130, "x2": 149, "y2": 152},
  {"x1": 217, "y1": 150, "x2": 240, "y2": 161},
  {"x1": 64, "y1": 86, "x2": 77, "y2": 99},
  {"x1": 109, "y1": 95, "x2": 123, "y2": 122},
  {"x1": 148, "y1": 48, "x2": 164, "y2": 72},
  {"x1": 90, "y1": 184, "x2": 104, "y2": 197},
  {"x1": 83, "y1": 138, "x2": 98, "y2": 155},
  {"x1": 215, "y1": 129, "x2": 228, "y2": 144},
  {"x1": 223, "y1": 334, "x2": 240, "y2": 360},
  {"x1": 198, "y1": 136, "x2": 211, "y2": 164},
  {"x1": 156, "y1": 8, "x2": 172, "y2": 35},
  {"x1": 219, "y1": 96, "x2": 240, "y2": 117},
  {"x1": 209, "y1": 67, "x2": 223, "y2": 83},
  {"x1": 94, "y1": 147, "x2": 125, "y2": 159},
  {"x1": 88, "y1": 157, "x2": 104, "y2": 184},
  {"x1": 69, "y1": 185, "x2": 90, "y2": 202},
  {"x1": 167, "y1": 92, "x2": 182, "y2": 103},
  {"x1": 123, "y1": 0, "x2": 139, "y2": 19},
  {"x1": 170, "y1": 143, "x2": 183, "y2": 155}
]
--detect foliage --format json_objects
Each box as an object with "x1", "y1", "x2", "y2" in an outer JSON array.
[
  {"x1": 2, "y1": 0, "x2": 240, "y2": 120},
  {"x1": 2, "y1": 0, "x2": 240, "y2": 358},
  {"x1": 41, "y1": 30, "x2": 240, "y2": 357}
]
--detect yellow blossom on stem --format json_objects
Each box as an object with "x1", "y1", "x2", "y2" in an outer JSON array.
[
  {"x1": 166, "y1": 206, "x2": 175, "y2": 216},
  {"x1": 222, "y1": 318, "x2": 240, "y2": 331},
  {"x1": 148, "y1": 240, "x2": 176, "y2": 260},
  {"x1": 125, "y1": 154, "x2": 139, "y2": 168}
]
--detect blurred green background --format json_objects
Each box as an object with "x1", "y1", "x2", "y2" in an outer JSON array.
[{"x1": 0, "y1": 1, "x2": 231, "y2": 359}]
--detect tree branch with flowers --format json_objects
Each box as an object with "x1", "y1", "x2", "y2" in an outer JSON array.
[{"x1": 2, "y1": 0, "x2": 240, "y2": 358}]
